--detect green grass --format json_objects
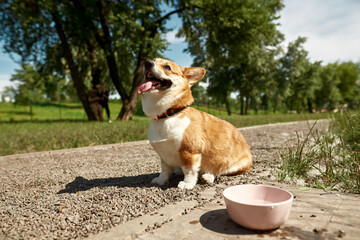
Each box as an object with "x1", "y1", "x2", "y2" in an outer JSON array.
[
  {"x1": 0, "y1": 101, "x2": 122, "y2": 121},
  {"x1": 219, "y1": 113, "x2": 329, "y2": 128},
  {"x1": 0, "y1": 119, "x2": 150, "y2": 156},
  {"x1": 0, "y1": 101, "x2": 331, "y2": 156},
  {"x1": 192, "y1": 105, "x2": 330, "y2": 128},
  {"x1": 276, "y1": 110, "x2": 360, "y2": 193},
  {"x1": 277, "y1": 122, "x2": 319, "y2": 181}
]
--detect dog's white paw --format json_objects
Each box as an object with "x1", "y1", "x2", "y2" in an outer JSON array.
[
  {"x1": 151, "y1": 176, "x2": 167, "y2": 186},
  {"x1": 178, "y1": 181, "x2": 196, "y2": 189},
  {"x1": 201, "y1": 173, "x2": 215, "y2": 184}
]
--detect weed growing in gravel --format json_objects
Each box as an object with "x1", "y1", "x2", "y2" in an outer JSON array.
[
  {"x1": 332, "y1": 110, "x2": 360, "y2": 192},
  {"x1": 277, "y1": 122, "x2": 317, "y2": 181},
  {"x1": 277, "y1": 110, "x2": 360, "y2": 193}
]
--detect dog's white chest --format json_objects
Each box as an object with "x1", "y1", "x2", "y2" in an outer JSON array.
[{"x1": 148, "y1": 116, "x2": 190, "y2": 167}]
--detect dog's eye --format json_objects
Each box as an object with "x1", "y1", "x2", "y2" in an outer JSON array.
[{"x1": 164, "y1": 65, "x2": 171, "y2": 71}]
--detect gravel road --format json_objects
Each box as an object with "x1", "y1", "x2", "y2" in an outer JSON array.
[{"x1": 0, "y1": 120, "x2": 328, "y2": 239}]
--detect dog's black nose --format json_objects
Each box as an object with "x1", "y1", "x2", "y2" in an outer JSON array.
[{"x1": 144, "y1": 60, "x2": 154, "y2": 71}]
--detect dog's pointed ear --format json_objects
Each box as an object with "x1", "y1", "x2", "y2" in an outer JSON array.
[{"x1": 183, "y1": 67, "x2": 206, "y2": 87}]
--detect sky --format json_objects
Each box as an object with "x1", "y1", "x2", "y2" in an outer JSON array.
[{"x1": 1, "y1": 0, "x2": 360, "y2": 94}]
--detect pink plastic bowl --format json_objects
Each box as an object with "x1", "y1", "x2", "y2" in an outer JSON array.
[{"x1": 223, "y1": 184, "x2": 293, "y2": 230}]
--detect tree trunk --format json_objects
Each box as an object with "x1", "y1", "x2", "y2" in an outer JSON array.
[
  {"x1": 240, "y1": 96, "x2": 244, "y2": 115},
  {"x1": 117, "y1": 99, "x2": 135, "y2": 121},
  {"x1": 96, "y1": 0, "x2": 134, "y2": 121},
  {"x1": 307, "y1": 98, "x2": 313, "y2": 113},
  {"x1": 223, "y1": 92, "x2": 231, "y2": 116},
  {"x1": 245, "y1": 94, "x2": 250, "y2": 115},
  {"x1": 51, "y1": 11, "x2": 96, "y2": 121},
  {"x1": 116, "y1": 56, "x2": 145, "y2": 120},
  {"x1": 72, "y1": 0, "x2": 129, "y2": 120},
  {"x1": 29, "y1": 103, "x2": 33, "y2": 120},
  {"x1": 96, "y1": 0, "x2": 128, "y2": 100},
  {"x1": 273, "y1": 97, "x2": 278, "y2": 114},
  {"x1": 86, "y1": 40, "x2": 101, "y2": 87}
]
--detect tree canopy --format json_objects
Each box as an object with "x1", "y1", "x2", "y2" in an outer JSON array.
[
  {"x1": 0, "y1": 0, "x2": 177, "y2": 120},
  {"x1": 1, "y1": 0, "x2": 359, "y2": 119},
  {"x1": 178, "y1": 0, "x2": 284, "y2": 114}
]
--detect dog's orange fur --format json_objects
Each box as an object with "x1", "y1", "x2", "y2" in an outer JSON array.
[{"x1": 178, "y1": 107, "x2": 252, "y2": 175}]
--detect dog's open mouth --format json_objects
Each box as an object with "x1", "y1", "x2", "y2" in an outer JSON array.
[{"x1": 137, "y1": 72, "x2": 172, "y2": 94}]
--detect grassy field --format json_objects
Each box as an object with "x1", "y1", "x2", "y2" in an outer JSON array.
[
  {"x1": 0, "y1": 101, "x2": 122, "y2": 121},
  {"x1": 0, "y1": 101, "x2": 332, "y2": 156}
]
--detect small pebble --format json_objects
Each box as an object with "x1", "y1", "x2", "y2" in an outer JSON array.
[{"x1": 337, "y1": 230, "x2": 345, "y2": 238}]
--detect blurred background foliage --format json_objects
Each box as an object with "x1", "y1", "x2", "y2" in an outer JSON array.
[{"x1": 0, "y1": 0, "x2": 359, "y2": 121}]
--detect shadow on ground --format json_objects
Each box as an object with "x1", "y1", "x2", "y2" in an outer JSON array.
[
  {"x1": 57, "y1": 174, "x2": 185, "y2": 194},
  {"x1": 199, "y1": 210, "x2": 327, "y2": 239},
  {"x1": 200, "y1": 209, "x2": 275, "y2": 235}
]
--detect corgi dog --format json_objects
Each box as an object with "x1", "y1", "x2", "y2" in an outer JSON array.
[{"x1": 138, "y1": 58, "x2": 252, "y2": 189}]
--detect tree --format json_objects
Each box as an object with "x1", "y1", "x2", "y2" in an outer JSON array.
[
  {"x1": 66, "y1": 0, "x2": 169, "y2": 120},
  {"x1": 237, "y1": 45, "x2": 283, "y2": 114},
  {"x1": 260, "y1": 48, "x2": 283, "y2": 113},
  {"x1": 278, "y1": 37, "x2": 321, "y2": 113},
  {"x1": 336, "y1": 62, "x2": 359, "y2": 104},
  {"x1": 314, "y1": 64, "x2": 342, "y2": 110},
  {"x1": 9, "y1": 64, "x2": 46, "y2": 116},
  {"x1": 0, "y1": 0, "x2": 186, "y2": 120},
  {"x1": 178, "y1": 0, "x2": 284, "y2": 115},
  {"x1": 207, "y1": 66, "x2": 235, "y2": 115},
  {"x1": 42, "y1": 73, "x2": 68, "y2": 102},
  {"x1": 314, "y1": 61, "x2": 360, "y2": 110},
  {"x1": 0, "y1": 0, "x2": 97, "y2": 119},
  {"x1": 191, "y1": 83, "x2": 206, "y2": 105},
  {"x1": 2, "y1": 86, "x2": 17, "y2": 102}
]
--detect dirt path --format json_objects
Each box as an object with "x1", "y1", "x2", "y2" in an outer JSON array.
[{"x1": 0, "y1": 120, "x2": 328, "y2": 239}]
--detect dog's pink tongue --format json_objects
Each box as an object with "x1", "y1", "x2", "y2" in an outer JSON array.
[{"x1": 137, "y1": 81, "x2": 153, "y2": 94}]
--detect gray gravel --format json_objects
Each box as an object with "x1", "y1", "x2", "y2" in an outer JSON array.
[{"x1": 0, "y1": 120, "x2": 328, "y2": 239}]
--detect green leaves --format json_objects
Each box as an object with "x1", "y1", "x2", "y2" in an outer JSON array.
[
  {"x1": 2, "y1": 0, "x2": 359, "y2": 118},
  {"x1": 10, "y1": 64, "x2": 45, "y2": 106},
  {"x1": 9, "y1": 64, "x2": 69, "y2": 105},
  {"x1": 278, "y1": 37, "x2": 322, "y2": 113},
  {"x1": 179, "y1": 0, "x2": 284, "y2": 114},
  {"x1": 0, "y1": 0, "x2": 176, "y2": 120}
]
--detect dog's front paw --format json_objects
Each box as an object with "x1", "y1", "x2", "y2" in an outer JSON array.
[
  {"x1": 151, "y1": 176, "x2": 167, "y2": 186},
  {"x1": 178, "y1": 181, "x2": 196, "y2": 190}
]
